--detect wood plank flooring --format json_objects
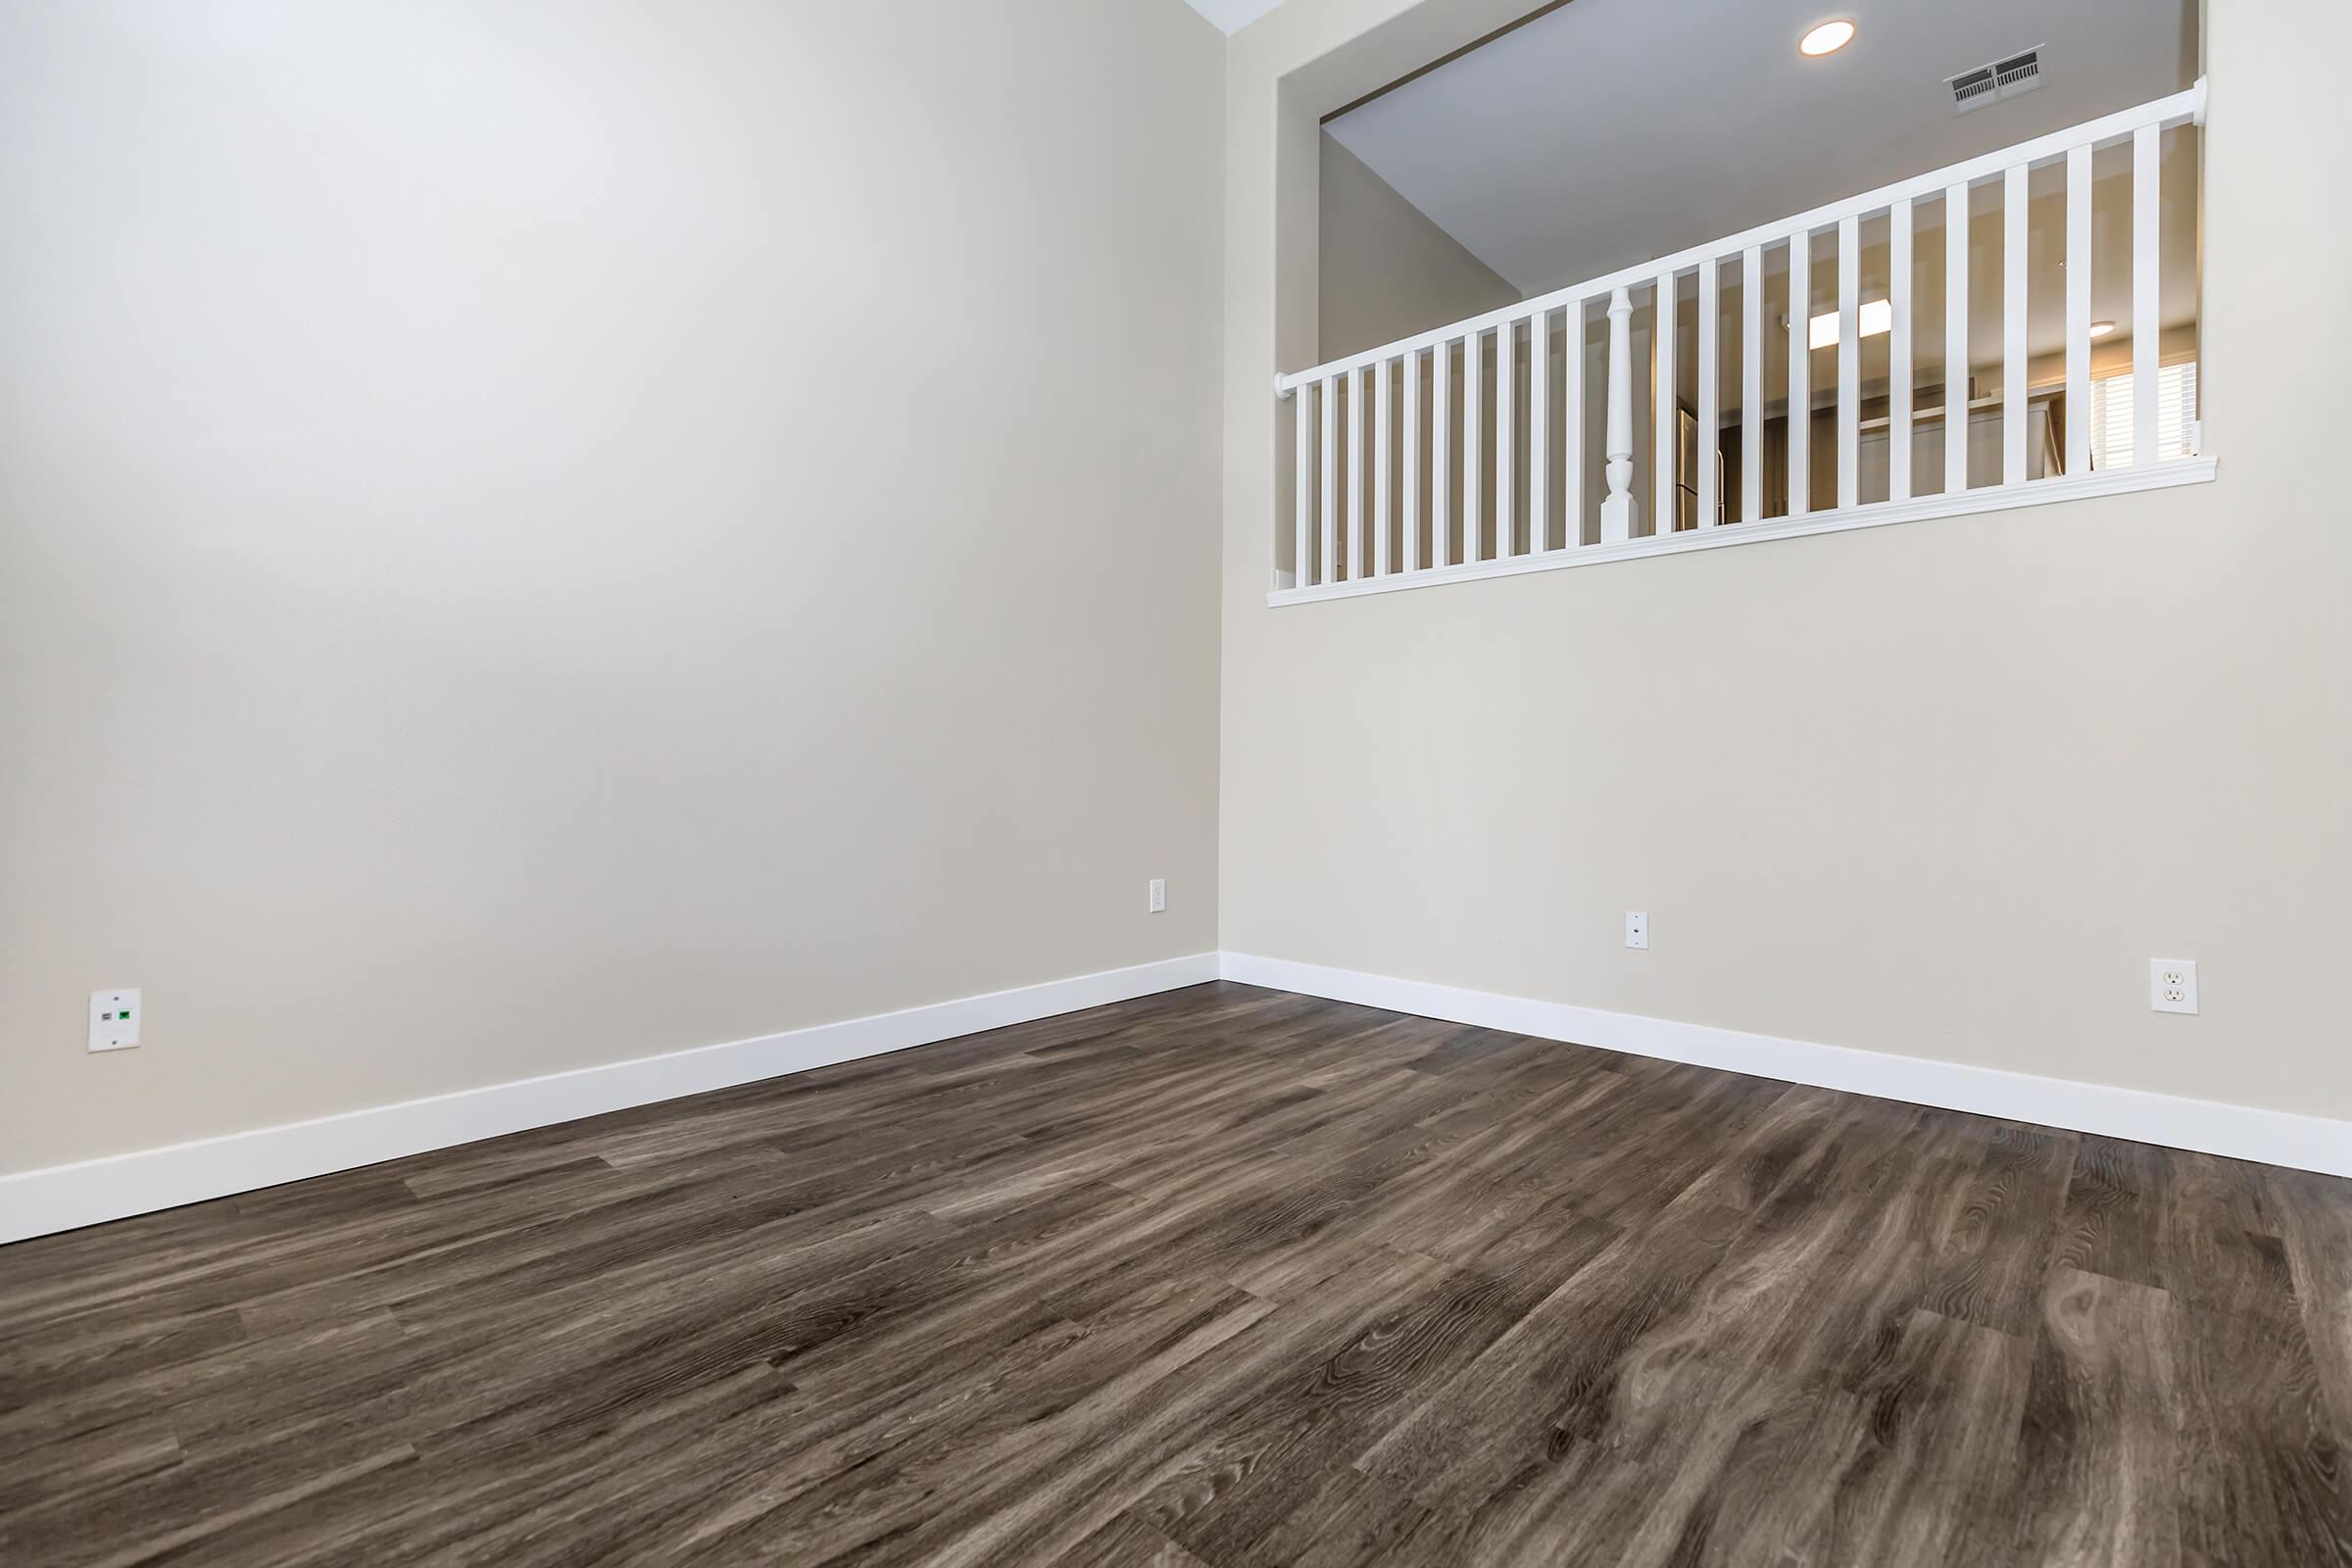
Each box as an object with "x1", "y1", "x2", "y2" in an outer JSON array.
[{"x1": 4, "y1": 981, "x2": 2348, "y2": 1566}]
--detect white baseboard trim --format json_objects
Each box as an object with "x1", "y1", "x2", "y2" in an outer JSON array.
[
  {"x1": 1219, "y1": 953, "x2": 2352, "y2": 1179},
  {"x1": 0, "y1": 953, "x2": 1221, "y2": 1245},
  {"x1": 12, "y1": 947, "x2": 2340, "y2": 1245}
]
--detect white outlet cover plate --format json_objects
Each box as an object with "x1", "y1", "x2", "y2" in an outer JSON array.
[
  {"x1": 1148, "y1": 879, "x2": 1166, "y2": 913},
  {"x1": 2150, "y1": 958, "x2": 2198, "y2": 1015},
  {"x1": 1625, "y1": 911, "x2": 1648, "y2": 950},
  {"x1": 89, "y1": 988, "x2": 141, "y2": 1052}
]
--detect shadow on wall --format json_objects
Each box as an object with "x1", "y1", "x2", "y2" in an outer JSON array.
[{"x1": 1319, "y1": 131, "x2": 1519, "y2": 363}]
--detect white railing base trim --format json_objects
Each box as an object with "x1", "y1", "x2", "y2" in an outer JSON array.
[
  {"x1": 1218, "y1": 953, "x2": 2352, "y2": 1179},
  {"x1": 1268, "y1": 458, "x2": 2217, "y2": 607}
]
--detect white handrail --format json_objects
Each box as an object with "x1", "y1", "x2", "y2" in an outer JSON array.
[{"x1": 1276, "y1": 78, "x2": 2203, "y2": 396}]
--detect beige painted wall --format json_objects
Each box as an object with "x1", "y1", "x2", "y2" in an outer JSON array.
[
  {"x1": 1319, "y1": 131, "x2": 1517, "y2": 362},
  {"x1": 0, "y1": 0, "x2": 1225, "y2": 1173},
  {"x1": 1221, "y1": 0, "x2": 2352, "y2": 1119}
]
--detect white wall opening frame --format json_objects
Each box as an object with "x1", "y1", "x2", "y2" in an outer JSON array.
[{"x1": 1248, "y1": 4, "x2": 2213, "y2": 607}]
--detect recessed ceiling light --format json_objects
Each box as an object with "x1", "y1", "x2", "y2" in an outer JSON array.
[
  {"x1": 2088, "y1": 319, "x2": 2118, "y2": 338},
  {"x1": 1799, "y1": 19, "x2": 1856, "y2": 57}
]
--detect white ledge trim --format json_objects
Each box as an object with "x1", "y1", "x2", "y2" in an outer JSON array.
[
  {"x1": 1218, "y1": 952, "x2": 2352, "y2": 1178},
  {"x1": 1269, "y1": 459, "x2": 2218, "y2": 607}
]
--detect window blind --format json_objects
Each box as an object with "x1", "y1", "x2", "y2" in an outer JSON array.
[{"x1": 2088, "y1": 361, "x2": 2198, "y2": 469}]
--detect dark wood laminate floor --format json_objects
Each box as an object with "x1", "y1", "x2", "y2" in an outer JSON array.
[{"x1": 5, "y1": 983, "x2": 2348, "y2": 1566}]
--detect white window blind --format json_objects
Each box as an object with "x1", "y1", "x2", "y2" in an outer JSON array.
[{"x1": 2088, "y1": 361, "x2": 2198, "y2": 469}]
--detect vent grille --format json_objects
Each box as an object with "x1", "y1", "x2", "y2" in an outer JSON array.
[
  {"x1": 1949, "y1": 68, "x2": 1998, "y2": 112},
  {"x1": 1994, "y1": 51, "x2": 2041, "y2": 92},
  {"x1": 1949, "y1": 46, "x2": 2043, "y2": 115}
]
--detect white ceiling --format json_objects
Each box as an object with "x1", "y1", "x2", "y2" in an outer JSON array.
[
  {"x1": 1326, "y1": 0, "x2": 2197, "y2": 295},
  {"x1": 1180, "y1": 0, "x2": 1291, "y2": 34}
]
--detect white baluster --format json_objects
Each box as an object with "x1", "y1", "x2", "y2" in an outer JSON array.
[
  {"x1": 1374, "y1": 359, "x2": 1392, "y2": 575},
  {"x1": 2003, "y1": 164, "x2": 2027, "y2": 486},
  {"x1": 1495, "y1": 320, "x2": 1515, "y2": 557},
  {"x1": 1530, "y1": 309, "x2": 1549, "y2": 552},
  {"x1": 1433, "y1": 342, "x2": 1451, "y2": 564},
  {"x1": 1601, "y1": 286, "x2": 1637, "y2": 542},
  {"x1": 1654, "y1": 270, "x2": 1676, "y2": 535},
  {"x1": 1945, "y1": 181, "x2": 1969, "y2": 495},
  {"x1": 1319, "y1": 374, "x2": 1337, "y2": 582},
  {"x1": 1741, "y1": 246, "x2": 1761, "y2": 522},
  {"x1": 1404, "y1": 348, "x2": 1422, "y2": 570},
  {"x1": 2132, "y1": 123, "x2": 2160, "y2": 466},
  {"x1": 1563, "y1": 301, "x2": 1585, "y2": 546},
  {"x1": 2066, "y1": 145, "x2": 2092, "y2": 475},
  {"x1": 1347, "y1": 366, "x2": 1365, "y2": 579},
  {"x1": 1837, "y1": 214, "x2": 1859, "y2": 510},
  {"x1": 1293, "y1": 383, "x2": 1310, "y2": 587},
  {"x1": 1463, "y1": 328, "x2": 1483, "y2": 560},
  {"x1": 1697, "y1": 256, "x2": 1718, "y2": 528},
  {"x1": 1788, "y1": 228, "x2": 1810, "y2": 517},
  {"x1": 1890, "y1": 198, "x2": 1913, "y2": 503}
]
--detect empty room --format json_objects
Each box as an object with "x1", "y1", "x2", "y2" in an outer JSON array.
[{"x1": 3, "y1": 0, "x2": 2348, "y2": 1562}]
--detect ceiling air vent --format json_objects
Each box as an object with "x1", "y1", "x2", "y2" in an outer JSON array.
[{"x1": 1948, "y1": 47, "x2": 2043, "y2": 115}]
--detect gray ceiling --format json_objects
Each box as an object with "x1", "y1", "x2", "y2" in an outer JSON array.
[{"x1": 1325, "y1": 0, "x2": 2199, "y2": 296}]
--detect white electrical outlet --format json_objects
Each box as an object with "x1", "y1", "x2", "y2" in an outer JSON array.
[
  {"x1": 2150, "y1": 958, "x2": 2198, "y2": 1014},
  {"x1": 1148, "y1": 878, "x2": 1166, "y2": 914},
  {"x1": 89, "y1": 989, "x2": 141, "y2": 1053},
  {"x1": 1625, "y1": 911, "x2": 1648, "y2": 951}
]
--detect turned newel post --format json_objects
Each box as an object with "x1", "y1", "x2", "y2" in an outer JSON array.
[{"x1": 1599, "y1": 285, "x2": 1637, "y2": 542}]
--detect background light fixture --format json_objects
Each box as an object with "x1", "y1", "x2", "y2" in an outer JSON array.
[
  {"x1": 1809, "y1": 298, "x2": 1892, "y2": 350},
  {"x1": 1799, "y1": 19, "x2": 1856, "y2": 57},
  {"x1": 2089, "y1": 319, "x2": 2118, "y2": 338}
]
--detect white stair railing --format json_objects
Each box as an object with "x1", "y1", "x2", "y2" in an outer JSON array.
[{"x1": 1276, "y1": 79, "x2": 2210, "y2": 603}]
